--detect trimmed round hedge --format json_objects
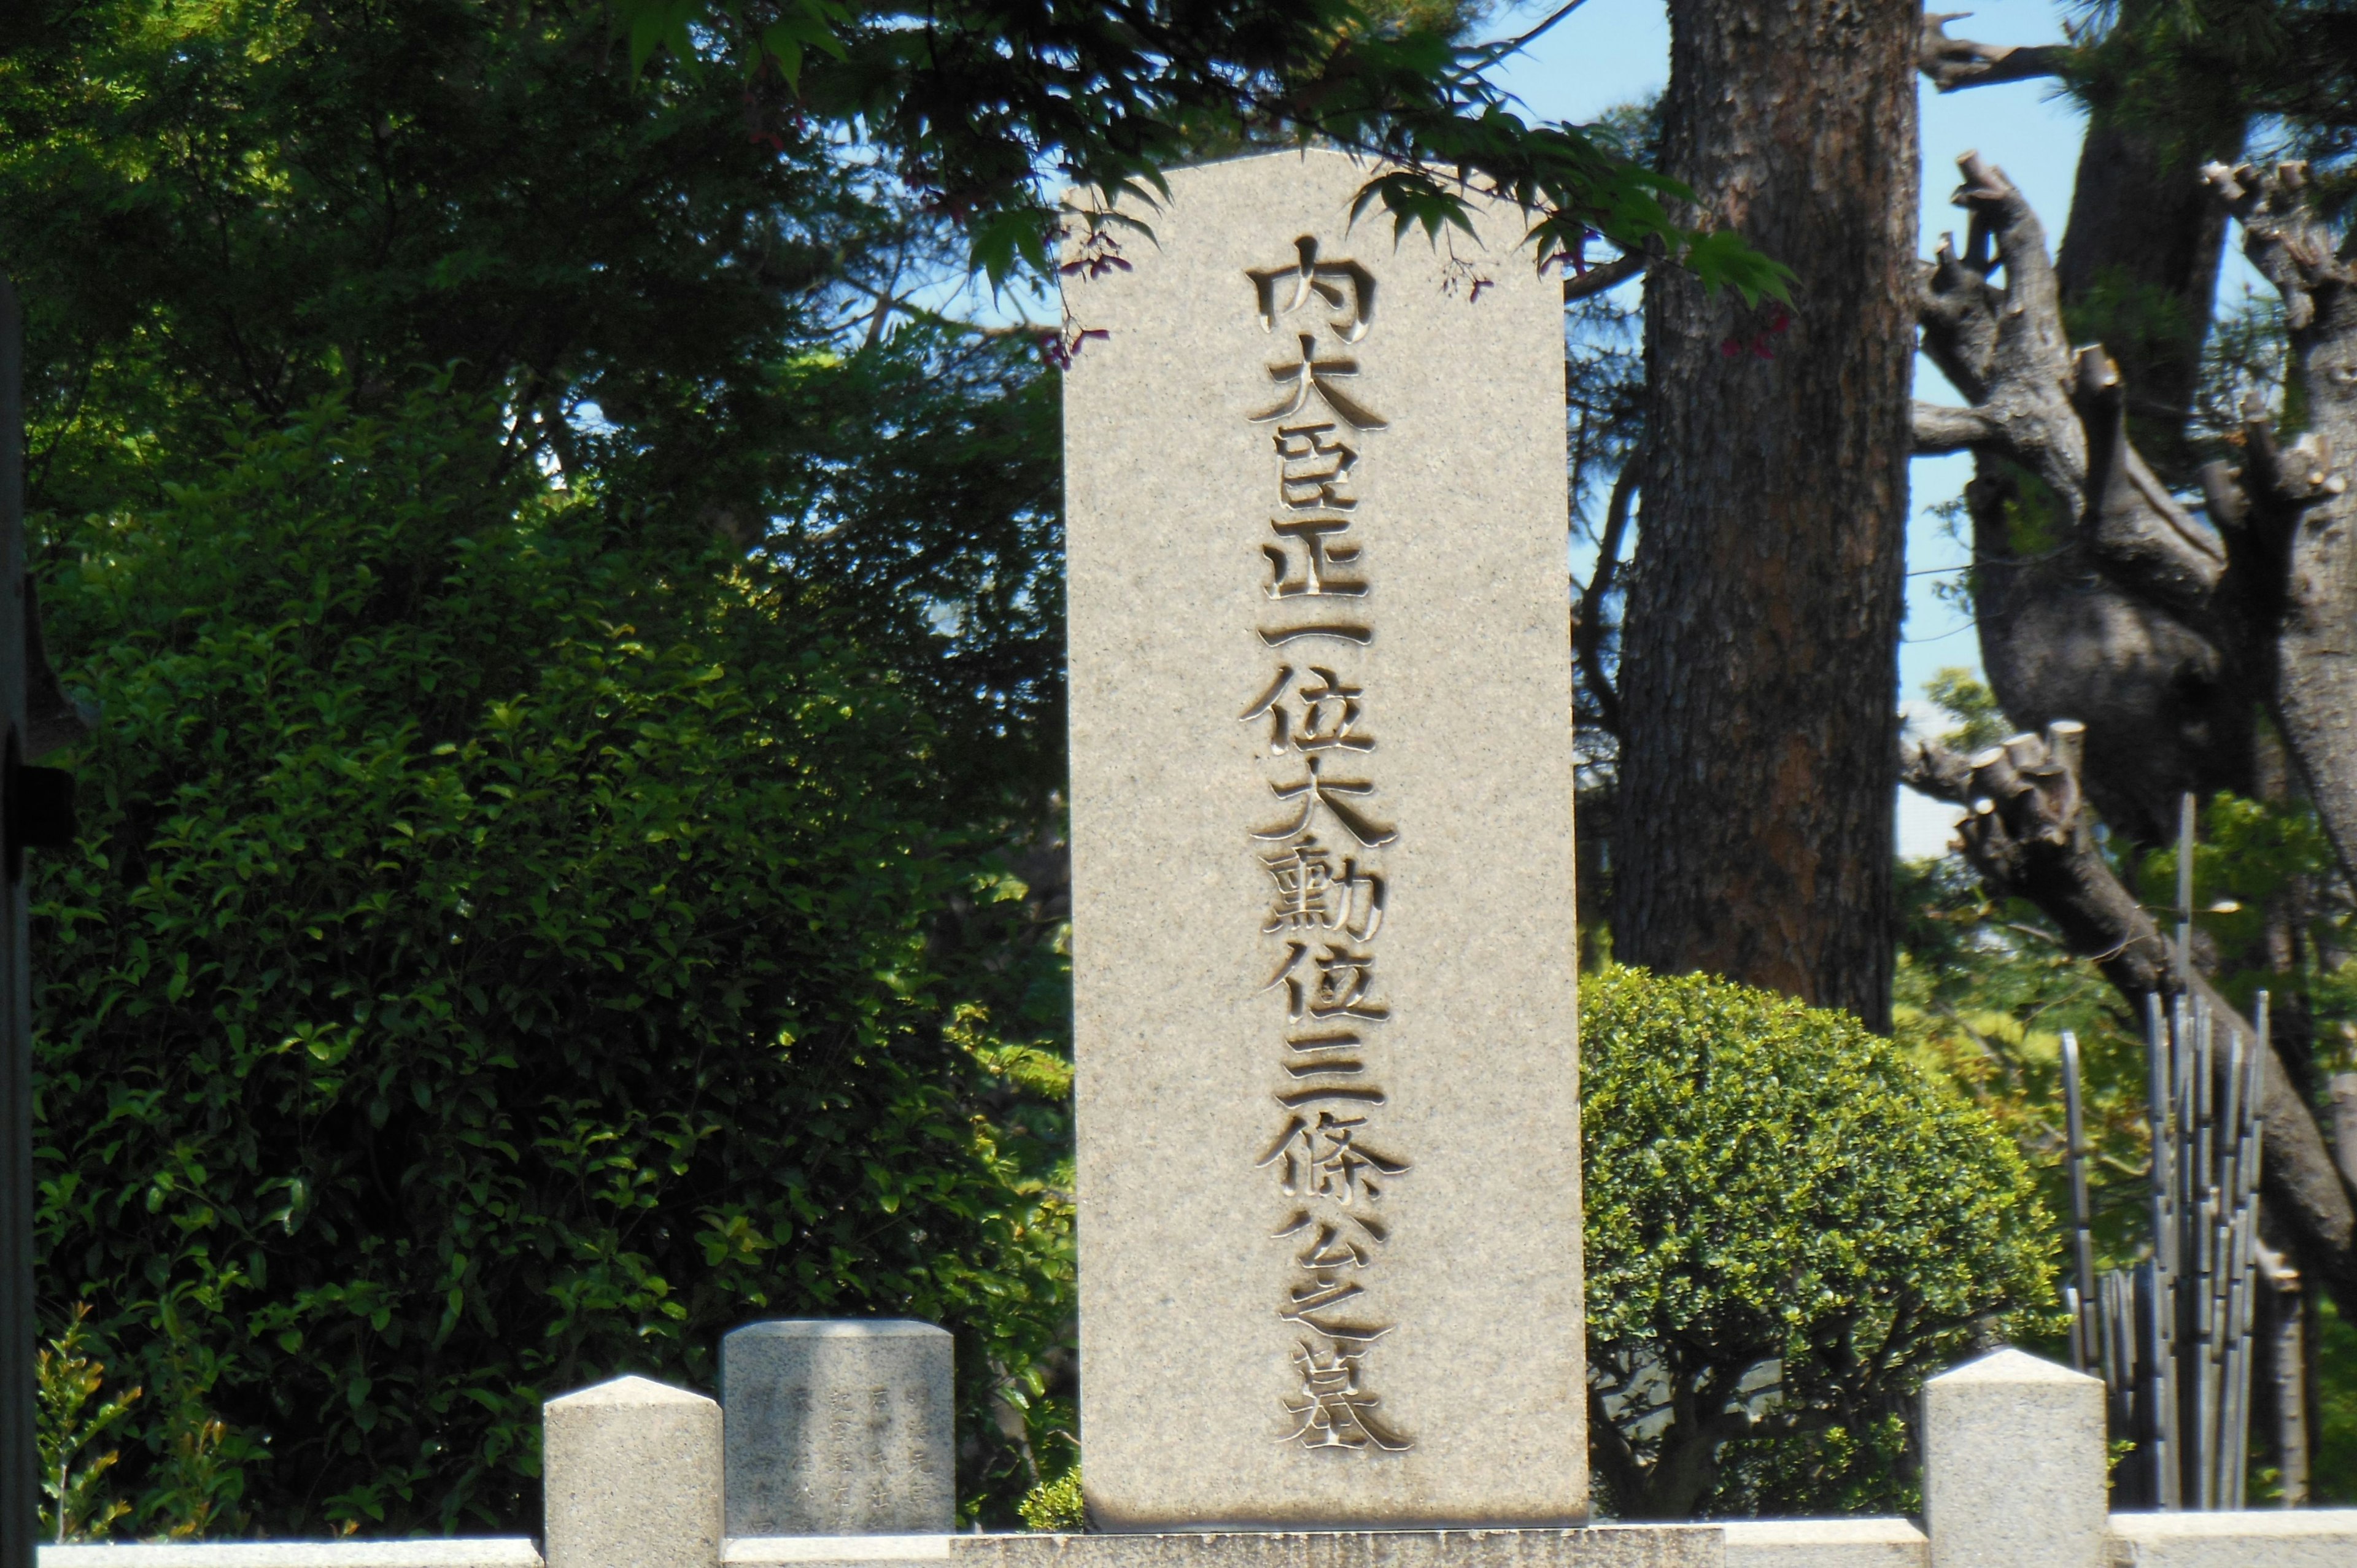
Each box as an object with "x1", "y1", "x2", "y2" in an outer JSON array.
[{"x1": 1582, "y1": 967, "x2": 2056, "y2": 1518}]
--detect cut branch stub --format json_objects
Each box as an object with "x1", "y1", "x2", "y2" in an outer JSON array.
[
  {"x1": 2070, "y1": 346, "x2": 2221, "y2": 619},
  {"x1": 1956, "y1": 723, "x2": 2088, "y2": 873},
  {"x1": 1903, "y1": 721, "x2": 2169, "y2": 980},
  {"x1": 1918, "y1": 13, "x2": 2075, "y2": 93},
  {"x1": 2204, "y1": 160, "x2": 2347, "y2": 332},
  {"x1": 1918, "y1": 232, "x2": 2001, "y2": 402},
  {"x1": 1903, "y1": 723, "x2": 2357, "y2": 1324}
]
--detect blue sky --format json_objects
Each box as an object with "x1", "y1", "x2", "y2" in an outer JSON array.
[{"x1": 1478, "y1": 0, "x2": 2092, "y2": 855}]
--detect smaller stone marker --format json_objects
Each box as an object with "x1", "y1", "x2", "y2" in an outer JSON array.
[
  {"x1": 1921, "y1": 1348, "x2": 2105, "y2": 1568},
  {"x1": 722, "y1": 1319, "x2": 955, "y2": 1537},
  {"x1": 543, "y1": 1374, "x2": 722, "y2": 1568}
]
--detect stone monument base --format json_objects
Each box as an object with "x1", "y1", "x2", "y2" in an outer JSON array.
[{"x1": 721, "y1": 1531, "x2": 1714, "y2": 1568}]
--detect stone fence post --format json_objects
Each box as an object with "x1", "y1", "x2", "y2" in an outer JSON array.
[
  {"x1": 1922, "y1": 1347, "x2": 2106, "y2": 1568},
  {"x1": 543, "y1": 1374, "x2": 723, "y2": 1568}
]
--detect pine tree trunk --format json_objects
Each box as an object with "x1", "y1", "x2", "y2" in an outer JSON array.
[
  {"x1": 1615, "y1": 0, "x2": 1918, "y2": 1032},
  {"x1": 2054, "y1": 105, "x2": 2245, "y2": 468}
]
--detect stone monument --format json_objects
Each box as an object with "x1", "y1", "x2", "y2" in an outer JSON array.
[
  {"x1": 1060, "y1": 148, "x2": 1583, "y2": 1531},
  {"x1": 721, "y1": 1318, "x2": 956, "y2": 1537}
]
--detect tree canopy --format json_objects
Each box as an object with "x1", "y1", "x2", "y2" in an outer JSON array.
[
  {"x1": 6, "y1": 0, "x2": 1079, "y2": 1534},
  {"x1": 607, "y1": 0, "x2": 1793, "y2": 296},
  {"x1": 32, "y1": 376, "x2": 1076, "y2": 1536}
]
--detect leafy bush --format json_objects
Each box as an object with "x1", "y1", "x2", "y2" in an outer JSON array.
[
  {"x1": 1582, "y1": 967, "x2": 2057, "y2": 1518},
  {"x1": 31, "y1": 389, "x2": 1072, "y2": 1535},
  {"x1": 1015, "y1": 1466, "x2": 1082, "y2": 1531}
]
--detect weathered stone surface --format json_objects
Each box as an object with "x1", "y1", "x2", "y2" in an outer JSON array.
[
  {"x1": 1921, "y1": 1350, "x2": 2105, "y2": 1568},
  {"x1": 724, "y1": 1531, "x2": 1714, "y2": 1568},
  {"x1": 41, "y1": 1547, "x2": 542, "y2": 1567},
  {"x1": 2106, "y1": 1510, "x2": 2357, "y2": 1567},
  {"x1": 721, "y1": 1319, "x2": 954, "y2": 1537},
  {"x1": 1720, "y1": 1519, "x2": 1925, "y2": 1568},
  {"x1": 1059, "y1": 149, "x2": 1581, "y2": 1529},
  {"x1": 544, "y1": 1374, "x2": 722, "y2": 1568}
]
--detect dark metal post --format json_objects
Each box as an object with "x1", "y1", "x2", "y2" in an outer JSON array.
[{"x1": 0, "y1": 276, "x2": 37, "y2": 1568}]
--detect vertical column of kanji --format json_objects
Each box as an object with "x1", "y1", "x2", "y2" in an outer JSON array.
[{"x1": 1239, "y1": 247, "x2": 1410, "y2": 1454}]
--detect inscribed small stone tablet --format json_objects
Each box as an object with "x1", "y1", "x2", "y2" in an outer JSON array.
[
  {"x1": 1061, "y1": 149, "x2": 1584, "y2": 1529},
  {"x1": 721, "y1": 1319, "x2": 954, "y2": 1536}
]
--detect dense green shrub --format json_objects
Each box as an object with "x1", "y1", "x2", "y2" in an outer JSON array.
[
  {"x1": 1582, "y1": 967, "x2": 2057, "y2": 1518},
  {"x1": 1014, "y1": 1466, "x2": 1083, "y2": 1532},
  {"x1": 29, "y1": 389, "x2": 1072, "y2": 1536}
]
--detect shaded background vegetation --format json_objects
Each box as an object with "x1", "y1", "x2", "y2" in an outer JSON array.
[{"x1": 4, "y1": 0, "x2": 1075, "y2": 1534}]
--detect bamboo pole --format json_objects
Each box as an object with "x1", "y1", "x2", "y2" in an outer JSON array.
[
  {"x1": 2093, "y1": 977, "x2": 2267, "y2": 1508},
  {"x1": 2064, "y1": 1030, "x2": 2098, "y2": 1373}
]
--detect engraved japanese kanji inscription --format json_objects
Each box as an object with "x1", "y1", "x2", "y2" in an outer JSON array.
[{"x1": 1062, "y1": 149, "x2": 1582, "y2": 1530}]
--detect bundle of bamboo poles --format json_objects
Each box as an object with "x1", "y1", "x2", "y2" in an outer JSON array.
[{"x1": 2062, "y1": 987, "x2": 2266, "y2": 1508}]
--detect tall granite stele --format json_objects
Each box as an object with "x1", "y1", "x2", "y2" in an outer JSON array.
[{"x1": 1061, "y1": 148, "x2": 1583, "y2": 1531}]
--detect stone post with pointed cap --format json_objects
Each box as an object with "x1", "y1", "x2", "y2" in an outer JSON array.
[
  {"x1": 543, "y1": 1375, "x2": 722, "y2": 1568},
  {"x1": 1922, "y1": 1348, "x2": 2105, "y2": 1568}
]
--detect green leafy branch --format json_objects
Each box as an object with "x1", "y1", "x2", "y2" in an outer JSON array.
[
  {"x1": 608, "y1": 0, "x2": 1793, "y2": 301},
  {"x1": 38, "y1": 1305, "x2": 141, "y2": 1544}
]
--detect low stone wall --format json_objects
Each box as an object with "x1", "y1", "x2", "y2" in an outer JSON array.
[
  {"x1": 1719, "y1": 1518, "x2": 1927, "y2": 1568},
  {"x1": 723, "y1": 1531, "x2": 1722, "y2": 1568},
  {"x1": 36, "y1": 1350, "x2": 2357, "y2": 1567},
  {"x1": 34, "y1": 1515, "x2": 2357, "y2": 1568},
  {"x1": 40, "y1": 1545, "x2": 543, "y2": 1567},
  {"x1": 2106, "y1": 1510, "x2": 2357, "y2": 1566}
]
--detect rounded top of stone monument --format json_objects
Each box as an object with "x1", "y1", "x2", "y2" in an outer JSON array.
[{"x1": 722, "y1": 1318, "x2": 948, "y2": 1340}]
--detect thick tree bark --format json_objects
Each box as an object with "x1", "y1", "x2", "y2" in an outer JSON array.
[
  {"x1": 2054, "y1": 102, "x2": 2247, "y2": 466},
  {"x1": 2209, "y1": 162, "x2": 2357, "y2": 889},
  {"x1": 1616, "y1": 0, "x2": 1918, "y2": 1032},
  {"x1": 1913, "y1": 153, "x2": 2252, "y2": 843}
]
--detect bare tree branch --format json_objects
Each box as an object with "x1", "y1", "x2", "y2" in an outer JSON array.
[
  {"x1": 1563, "y1": 250, "x2": 1651, "y2": 304},
  {"x1": 2208, "y1": 160, "x2": 2357, "y2": 887},
  {"x1": 1575, "y1": 457, "x2": 1638, "y2": 734},
  {"x1": 1919, "y1": 12, "x2": 2075, "y2": 93},
  {"x1": 2071, "y1": 346, "x2": 2223, "y2": 618},
  {"x1": 1919, "y1": 153, "x2": 2084, "y2": 511},
  {"x1": 1897, "y1": 735, "x2": 1978, "y2": 803},
  {"x1": 1913, "y1": 149, "x2": 2256, "y2": 838},
  {"x1": 2202, "y1": 160, "x2": 2351, "y2": 333},
  {"x1": 1911, "y1": 400, "x2": 1998, "y2": 454}
]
